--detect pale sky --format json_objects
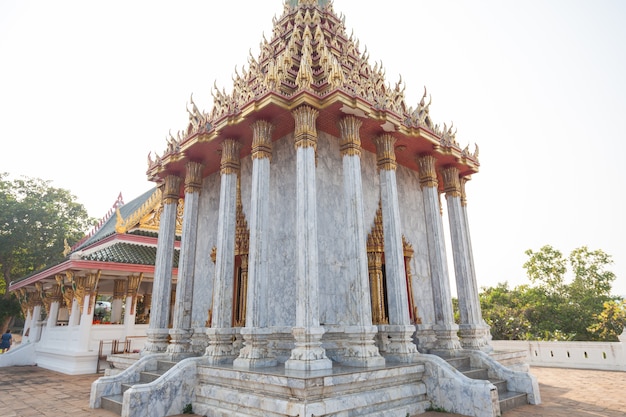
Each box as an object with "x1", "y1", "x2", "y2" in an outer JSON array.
[{"x1": 1, "y1": 0, "x2": 625, "y2": 296}]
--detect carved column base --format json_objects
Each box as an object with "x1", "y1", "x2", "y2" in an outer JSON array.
[
  {"x1": 285, "y1": 326, "x2": 332, "y2": 371},
  {"x1": 142, "y1": 328, "x2": 170, "y2": 356},
  {"x1": 166, "y1": 328, "x2": 195, "y2": 359},
  {"x1": 205, "y1": 327, "x2": 239, "y2": 365},
  {"x1": 233, "y1": 327, "x2": 278, "y2": 369},
  {"x1": 340, "y1": 325, "x2": 385, "y2": 368},
  {"x1": 191, "y1": 327, "x2": 209, "y2": 355},
  {"x1": 459, "y1": 324, "x2": 493, "y2": 352},
  {"x1": 378, "y1": 324, "x2": 421, "y2": 363},
  {"x1": 414, "y1": 324, "x2": 437, "y2": 353},
  {"x1": 430, "y1": 323, "x2": 463, "y2": 357}
]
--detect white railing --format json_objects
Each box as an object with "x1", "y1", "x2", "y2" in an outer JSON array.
[{"x1": 491, "y1": 331, "x2": 626, "y2": 371}]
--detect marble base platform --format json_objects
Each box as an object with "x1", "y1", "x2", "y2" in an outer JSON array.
[{"x1": 194, "y1": 362, "x2": 430, "y2": 417}]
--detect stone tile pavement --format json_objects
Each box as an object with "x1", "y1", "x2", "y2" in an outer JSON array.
[{"x1": 0, "y1": 364, "x2": 624, "y2": 416}]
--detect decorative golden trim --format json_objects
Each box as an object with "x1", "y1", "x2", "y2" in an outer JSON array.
[
  {"x1": 338, "y1": 116, "x2": 362, "y2": 157},
  {"x1": 126, "y1": 273, "x2": 144, "y2": 315},
  {"x1": 441, "y1": 166, "x2": 461, "y2": 198},
  {"x1": 185, "y1": 161, "x2": 204, "y2": 194},
  {"x1": 366, "y1": 201, "x2": 419, "y2": 325},
  {"x1": 233, "y1": 254, "x2": 249, "y2": 327},
  {"x1": 367, "y1": 201, "x2": 387, "y2": 324},
  {"x1": 293, "y1": 105, "x2": 319, "y2": 150},
  {"x1": 235, "y1": 176, "x2": 250, "y2": 256},
  {"x1": 220, "y1": 139, "x2": 241, "y2": 175},
  {"x1": 402, "y1": 236, "x2": 420, "y2": 325},
  {"x1": 56, "y1": 274, "x2": 74, "y2": 316},
  {"x1": 116, "y1": 188, "x2": 161, "y2": 234},
  {"x1": 460, "y1": 177, "x2": 469, "y2": 207},
  {"x1": 417, "y1": 155, "x2": 438, "y2": 188},
  {"x1": 373, "y1": 134, "x2": 398, "y2": 171},
  {"x1": 367, "y1": 251, "x2": 387, "y2": 325},
  {"x1": 251, "y1": 120, "x2": 274, "y2": 160},
  {"x1": 163, "y1": 175, "x2": 182, "y2": 205},
  {"x1": 35, "y1": 282, "x2": 48, "y2": 314},
  {"x1": 113, "y1": 279, "x2": 126, "y2": 301},
  {"x1": 176, "y1": 198, "x2": 185, "y2": 232}
]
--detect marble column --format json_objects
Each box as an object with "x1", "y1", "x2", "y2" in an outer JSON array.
[
  {"x1": 337, "y1": 116, "x2": 385, "y2": 367},
  {"x1": 234, "y1": 120, "x2": 278, "y2": 369},
  {"x1": 143, "y1": 174, "x2": 181, "y2": 355},
  {"x1": 372, "y1": 134, "x2": 419, "y2": 363},
  {"x1": 285, "y1": 105, "x2": 332, "y2": 371},
  {"x1": 168, "y1": 161, "x2": 204, "y2": 358},
  {"x1": 205, "y1": 139, "x2": 241, "y2": 364},
  {"x1": 417, "y1": 155, "x2": 461, "y2": 356},
  {"x1": 457, "y1": 175, "x2": 492, "y2": 351},
  {"x1": 111, "y1": 279, "x2": 125, "y2": 324}
]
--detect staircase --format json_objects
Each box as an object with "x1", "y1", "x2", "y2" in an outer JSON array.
[
  {"x1": 100, "y1": 359, "x2": 178, "y2": 415},
  {"x1": 446, "y1": 356, "x2": 528, "y2": 413}
]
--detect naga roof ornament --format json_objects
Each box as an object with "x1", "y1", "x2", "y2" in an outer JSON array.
[{"x1": 148, "y1": 0, "x2": 479, "y2": 180}]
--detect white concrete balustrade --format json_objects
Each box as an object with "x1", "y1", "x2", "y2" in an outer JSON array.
[{"x1": 491, "y1": 332, "x2": 626, "y2": 371}]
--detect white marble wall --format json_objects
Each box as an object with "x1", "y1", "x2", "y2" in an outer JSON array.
[{"x1": 189, "y1": 131, "x2": 435, "y2": 335}]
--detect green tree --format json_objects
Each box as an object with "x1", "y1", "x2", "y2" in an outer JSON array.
[
  {"x1": 587, "y1": 300, "x2": 626, "y2": 341},
  {"x1": 481, "y1": 245, "x2": 622, "y2": 341},
  {"x1": 0, "y1": 173, "x2": 92, "y2": 331}
]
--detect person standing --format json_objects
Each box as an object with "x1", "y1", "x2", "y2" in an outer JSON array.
[{"x1": 0, "y1": 329, "x2": 12, "y2": 353}]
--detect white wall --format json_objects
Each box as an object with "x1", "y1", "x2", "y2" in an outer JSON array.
[{"x1": 491, "y1": 333, "x2": 626, "y2": 371}]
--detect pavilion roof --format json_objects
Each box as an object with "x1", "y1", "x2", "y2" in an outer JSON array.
[{"x1": 7, "y1": 188, "x2": 179, "y2": 292}]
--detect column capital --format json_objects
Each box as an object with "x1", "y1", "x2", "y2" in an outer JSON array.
[
  {"x1": 417, "y1": 154, "x2": 438, "y2": 188},
  {"x1": 373, "y1": 134, "x2": 397, "y2": 171},
  {"x1": 441, "y1": 166, "x2": 461, "y2": 198},
  {"x1": 292, "y1": 105, "x2": 319, "y2": 150},
  {"x1": 184, "y1": 161, "x2": 204, "y2": 194},
  {"x1": 220, "y1": 139, "x2": 241, "y2": 175},
  {"x1": 251, "y1": 120, "x2": 274, "y2": 160},
  {"x1": 162, "y1": 175, "x2": 182, "y2": 204},
  {"x1": 338, "y1": 116, "x2": 362, "y2": 157},
  {"x1": 113, "y1": 279, "x2": 126, "y2": 301}
]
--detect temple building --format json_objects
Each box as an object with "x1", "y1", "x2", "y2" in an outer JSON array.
[
  {"x1": 4, "y1": 189, "x2": 180, "y2": 374},
  {"x1": 99, "y1": 0, "x2": 537, "y2": 416}
]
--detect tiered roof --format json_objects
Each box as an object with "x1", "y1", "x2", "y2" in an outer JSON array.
[{"x1": 147, "y1": 0, "x2": 479, "y2": 189}]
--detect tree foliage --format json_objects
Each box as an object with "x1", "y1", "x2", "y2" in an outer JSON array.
[
  {"x1": 0, "y1": 173, "x2": 92, "y2": 293},
  {"x1": 480, "y1": 245, "x2": 624, "y2": 341}
]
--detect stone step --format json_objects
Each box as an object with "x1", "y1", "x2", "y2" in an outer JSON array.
[
  {"x1": 101, "y1": 394, "x2": 123, "y2": 415},
  {"x1": 461, "y1": 367, "x2": 489, "y2": 380},
  {"x1": 98, "y1": 359, "x2": 182, "y2": 415},
  {"x1": 446, "y1": 356, "x2": 529, "y2": 413},
  {"x1": 157, "y1": 360, "x2": 177, "y2": 372},
  {"x1": 498, "y1": 390, "x2": 529, "y2": 412}
]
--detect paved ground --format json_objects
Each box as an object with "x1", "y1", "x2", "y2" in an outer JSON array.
[{"x1": 0, "y1": 365, "x2": 624, "y2": 416}]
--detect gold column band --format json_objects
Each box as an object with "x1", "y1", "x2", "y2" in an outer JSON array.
[
  {"x1": 163, "y1": 175, "x2": 182, "y2": 204},
  {"x1": 251, "y1": 120, "x2": 274, "y2": 160},
  {"x1": 373, "y1": 134, "x2": 397, "y2": 171},
  {"x1": 338, "y1": 116, "x2": 363, "y2": 157},
  {"x1": 184, "y1": 161, "x2": 204, "y2": 194},
  {"x1": 417, "y1": 155, "x2": 438, "y2": 188},
  {"x1": 441, "y1": 166, "x2": 461, "y2": 198},
  {"x1": 220, "y1": 139, "x2": 241, "y2": 175},
  {"x1": 293, "y1": 105, "x2": 319, "y2": 150}
]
